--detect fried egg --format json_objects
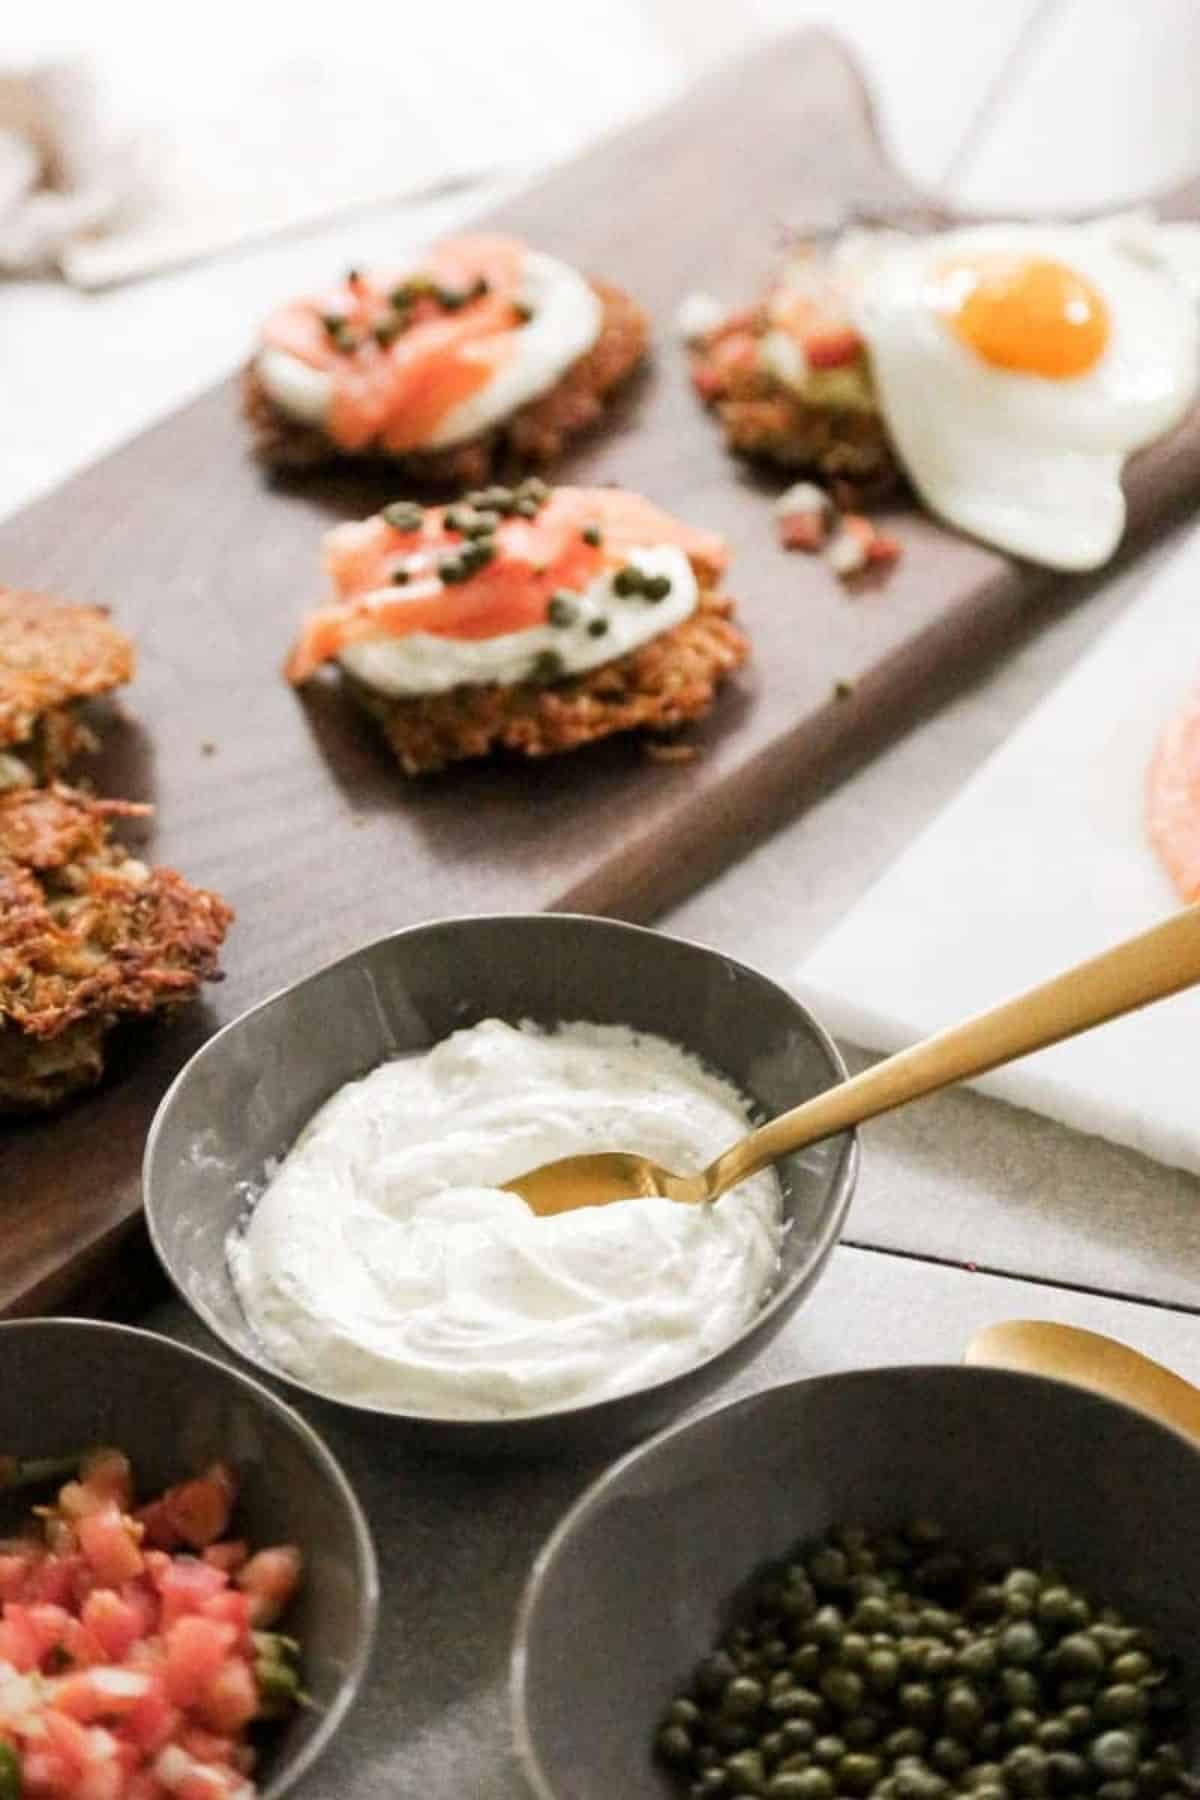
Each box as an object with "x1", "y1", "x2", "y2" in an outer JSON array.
[{"x1": 834, "y1": 213, "x2": 1200, "y2": 569}]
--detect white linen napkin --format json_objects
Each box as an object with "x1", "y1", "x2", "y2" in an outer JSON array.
[{"x1": 795, "y1": 525, "x2": 1200, "y2": 1178}]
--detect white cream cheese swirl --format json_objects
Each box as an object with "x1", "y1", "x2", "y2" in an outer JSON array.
[
  {"x1": 338, "y1": 543, "x2": 697, "y2": 696},
  {"x1": 256, "y1": 248, "x2": 602, "y2": 448},
  {"x1": 227, "y1": 1020, "x2": 781, "y2": 1418}
]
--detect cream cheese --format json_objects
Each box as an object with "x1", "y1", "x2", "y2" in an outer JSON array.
[
  {"x1": 256, "y1": 248, "x2": 602, "y2": 449},
  {"x1": 338, "y1": 544, "x2": 697, "y2": 697},
  {"x1": 227, "y1": 1020, "x2": 782, "y2": 1419}
]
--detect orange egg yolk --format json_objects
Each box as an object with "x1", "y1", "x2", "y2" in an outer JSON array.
[{"x1": 930, "y1": 255, "x2": 1110, "y2": 378}]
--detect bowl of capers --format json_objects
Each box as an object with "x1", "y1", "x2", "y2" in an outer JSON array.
[{"x1": 512, "y1": 1365, "x2": 1200, "y2": 1800}]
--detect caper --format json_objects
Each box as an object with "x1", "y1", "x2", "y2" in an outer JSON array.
[
  {"x1": 898, "y1": 1684, "x2": 937, "y2": 1726},
  {"x1": 925, "y1": 1646, "x2": 956, "y2": 1678},
  {"x1": 774, "y1": 1772, "x2": 833, "y2": 1800},
  {"x1": 1005, "y1": 1744, "x2": 1050, "y2": 1796},
  {"x1": 1096, "y1": 1685, "x2": 1147, "y2": 1725},
  {"x1": 760, "y1": 1731, "x2": 784, "y2": 1762},
  {"x1": 1036, "y1": 1720, "x2": 1072, "y2": 1750},
  {"x1": 1110, "y1": 1652, "x2": 1152, "y2": 1684},
  {"x1": 809, "y1": 1607, "x2": 845, "y2": 1648},
  {"x1": 643, "y1": 573, "x2": 673, "y2": 601},
  {"x1": 1006, "y1": 1709, "x2": 1040, "y2": 1743},
  {"x1": 943, "y1": 1683, "x2": 984, "y2": 1736},
  {"x1": 843, "y1": 1714, "x2": 880, "y2": 1747},
  {"x1": 1062, "y1": 1705, "x2": 1093, "y2": 1738},
  {"x1": 893, "y1": 1767, "x2": 949, "y2": 1800},
  {"x1": 790, "y1": 1646, "x2": 822, "y2": 1680},
  {"x1": 964, "y1": 1765, "x2": 1005, "y2": 1790},
  {"x1": 821, "y1": 1669, "x2": 863, "y2": 1712},
  {"x1": 855, "y1": 1597, "x2": 892, "y2": 1634},
  {"x1": 957, "y1": 1640, "x2": 998, "y2": 1680},
  {"x1": 884, "y1": 1728, "x2": 927, "y2": 1760},
  {"x1": 838, "y1": 1752, "x2": 882, "y2": 1794},
  {"x1": 930, "y1": 1737, "x2": 971, "y2": 1776},
  {"x1": 1037, "y1": 1588, "x2": 1078, "y2": 1628},
  {"x1": 725, "y1": 1748, "x2": 767, "y2": 1793},
  {"x1": 613, "y1": 564, "x2": 645, "y2": 596},
  {"x1": 1096, "y1": 1786, "x2": 1138, "y2": 1800},
  {"x1": 724, "y1": 1678, "x2": 766, "y2": 1719},
  {"x1": 381, "y1": 500, "x2": 424, "y2": 532},
  {"x1": 694, "y1": 1773, "x2": 729, "y2": 1796},
  {"x1": 812, "y1": 1736, "x2": 845, "y2": 1766},
  {"x1": 1002, "y1": 1671, "x2": 1040, "y2": 1708},
  {"x1": 1057, "y1": 1635, "x2": 1106, "y2": 1679},
  {"x1": 781, "y1": 1720, "x2": 816, "y2": 1752},
  {"x1": 659, "y1": 1725, "x2": 695, "y2": 1765},
  {"x1": 866, "y1": 1649, "x2": 901, "y2": 1693},
  {"x1": 671, "y1": 1699, "x2": 703, "y2": 1728},
  {"x1": 1045, "y1": 1750, "x2": 1089, "y2": 1791},
  {"x1": 1000, "y1": 1623, "x2": 1042, "y2": 1665},
  {"x1": 581, "y1": 524, "x2": 603, "y2": 547},
  {"x1": 1091, "y1": 1734, "x2": 1139, "y2": 1779},
  {"x1": 528, "y1": 649, "x2": 565, "y2": 684}
]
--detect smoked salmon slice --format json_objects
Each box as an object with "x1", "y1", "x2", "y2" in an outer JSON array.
[
  {"x1": 1147, "y1": 678, "x2": 1200, "y2": 902},
  {"x1": 286, "y1": 485, "x2": 728, "y2": 684},
  {"x1": 263, "y1": 237, "x2": 531, "y2": 453}
]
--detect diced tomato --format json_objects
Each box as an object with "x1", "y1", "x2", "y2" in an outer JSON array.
[
  {"x1": 155, "y1": 1560, "x2": 228, "y2": 1631},
  {"x1": 0, "y1": 1548, "x2": 38, "y2": 1602},
  {"x1": 0, "y1": 1606, "x2": 39, "y2": 1670},
  {"x1": 25, "y1": 1550, "x2": 85, "y2": 1608},
  {"x1": 51, "y1": 1666, "x2": 154, "y2": 1720},
  {"x1": 137, "y1": 1502, "x2": 184, "y2": 1552},
  {"x1": 161, "y1": 1467, "x2": 236, "y2": 1552},
  {"x1": 125, "y1": 1682, "x2": 182, "y2": 1755},
  {"x1": 201, "y1": 1543, "x2": 247, "y2": 1577},
  {"x1": 83, "y1": 1588, "x2": 147, "y2": 1660},
  {"x1": 236, "y1": 1548, "x2": 302, "y2": 1628},
  {"x1": 78, "y1": 1506, "x2": 144, "y2": 1585},
  {"x1": 179, "y1": 1726, "x2": 238, "y2": 1767},
  {"x1": 163, "y1": 1617, "x2": 237, "y2": 1708},
  {"x1": 63, "y1": 1617, "x2": 109, "y2": 1668},
  {"x1": 58, "y1": 1481, "x2": 108, "y2": 1523},
  {"x1": 200, "y1": 1590, "x2": 251, "y2": 1639},
  {"x1": 196, "y1": 1659, "x2": 259, "y2": 1735},
  {"x1": 25, "y1": 1601, "x2": 72, "y2": 1661},
  {"x1": 802, "y1": 322, "x2": 863, "y2": 368}
]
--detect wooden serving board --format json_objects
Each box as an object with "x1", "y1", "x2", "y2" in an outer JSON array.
[{"x1": 3, "y1": 32, "x2": 1200, "y2": 1317}]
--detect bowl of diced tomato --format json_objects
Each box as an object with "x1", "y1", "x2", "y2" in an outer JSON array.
[{"x1": 0, "y1": 1319, "x2": 378, "y2": 1800}]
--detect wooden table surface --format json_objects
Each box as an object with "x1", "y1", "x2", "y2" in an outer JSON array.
[{"x1": 4, "y1": 6, "x2": 1199, "y2": 1793}]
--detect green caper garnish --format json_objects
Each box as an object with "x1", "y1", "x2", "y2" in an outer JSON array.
[
  {"x1": 656, "y1": 1524, "x2": 1191, "y2": 1800},
  {"x1": 1091, "y1": 1733, "x2": 1139, "y2": 1779},
  {"x1": 643, "y1": 573, "x2": 673, "y2": 601},
  {"x1": 613, "y1": 564, "x2": 645, "y2": 597},
  {"x1": 381, "y1": 500, "x2": 425, "y2": 532}
]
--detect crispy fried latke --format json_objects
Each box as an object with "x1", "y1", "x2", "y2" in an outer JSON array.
[
  {"x1": 0, "y1": 589, "x2": 135, "y2": 787},
  {"x1": 242, "y1": 279, "x2": 648, "y2": 481},
  {"x1": 0, "y1": 784, "x2": 233, "y2": 1113},
  {"x1": 690, "y1": 328, "x2": 902, "y2": 501},
  {"x1": 349, "y1": 588, "x2": 748, "y2": 776}
]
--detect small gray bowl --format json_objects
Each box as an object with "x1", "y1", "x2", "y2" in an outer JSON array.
[
  {"x1": 512, "y1": 1365, "x2": 1200, "y2": 1800},
  {"x1": 144, "y1": 914, "x2": 857, "y2": 1456},
  {"x1": 0, "y1": 1319, "x2": 378, "y2": 1799}
]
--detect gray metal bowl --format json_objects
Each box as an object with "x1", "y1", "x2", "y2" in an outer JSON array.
[
  {"x1": 0, "y1": 1319, "x2": 378, "y2": 1799},
  {"x1": 512, "y1": 1365, "x2": 1200, "y2": 1799},
  {"x1": 143, "y1": 914, "x2": 857, "y2": 1456}
]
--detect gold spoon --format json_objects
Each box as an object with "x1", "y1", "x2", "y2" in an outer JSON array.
[
  {"x1": 966, "y1": 1320, "x2": 1200, "y2": 1447},
  {"x1": 506, "y1": 902, "x2": 1200, "y2": 1217}
]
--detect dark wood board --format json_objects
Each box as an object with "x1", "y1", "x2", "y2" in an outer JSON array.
[{"x1": 3, "y1": 31, "x2": 1200, "y2": 1318}]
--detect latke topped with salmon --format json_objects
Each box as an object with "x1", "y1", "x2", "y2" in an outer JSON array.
[
  {"x1": 244, "y1": 234, "x2": 647, "y2": 484},
  {"x1": 0, "y1": 784, "x2": 233, "y2": 1113},
  {"x1": 285, "y1": 480, "x2": 748, "y2": 773},
  {"x1": 0, "y1": 589, "x2": 135, "y2": 790}
]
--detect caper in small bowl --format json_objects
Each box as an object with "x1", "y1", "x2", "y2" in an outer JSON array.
[{"x1": 513, "y1": 1366, "x2": 1200, "y2": 1800}]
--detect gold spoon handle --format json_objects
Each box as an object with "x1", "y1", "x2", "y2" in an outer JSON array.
[{"x1": 706, "y1": 902, "x2": 1200, "y2": 1199}]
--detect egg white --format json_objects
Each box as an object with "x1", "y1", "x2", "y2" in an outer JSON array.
[{"x1": 836, "y1": 217, "x2": 1200, "y2": 570}]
